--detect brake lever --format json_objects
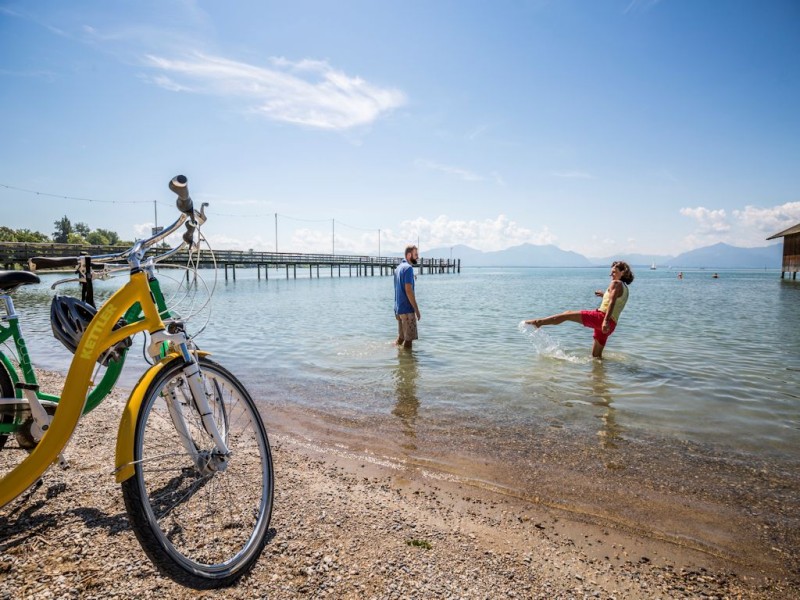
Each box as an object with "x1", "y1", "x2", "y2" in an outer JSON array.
[
  {"x1": 197, "y1": 202, "x2": 209, "y2": 225},
  {"x1": 50, "y1": 277, "x2": 80, "y2": 290}
]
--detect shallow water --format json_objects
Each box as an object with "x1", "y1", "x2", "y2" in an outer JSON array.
[
  {"x1": 7, "y1": 264, "x2": 799, "y2": 570},
  {"x1": 7, "y1": 266, "x2": 800, "y2": 462}
]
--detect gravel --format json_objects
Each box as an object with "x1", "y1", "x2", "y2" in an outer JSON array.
[{"x1": 1, "y1": 370, "x2": 796, "y2": 599}]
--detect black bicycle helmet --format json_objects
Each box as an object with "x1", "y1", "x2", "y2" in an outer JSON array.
[{"x1": 50, "y1": 295, "x2": 132, "y2": 366}]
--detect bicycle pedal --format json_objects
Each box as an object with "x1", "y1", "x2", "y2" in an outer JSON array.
[{"x1": 57, "y1": 453, "x2": 69, "y2": 469}]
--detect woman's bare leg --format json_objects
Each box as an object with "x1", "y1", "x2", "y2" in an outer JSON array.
[{"x1": 525, "y1": 310, "x2": 583, "y2": 328}]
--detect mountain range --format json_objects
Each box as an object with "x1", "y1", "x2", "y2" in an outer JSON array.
[{"x1": 422, "y1": 242, "x2": 784, "y2": 269}]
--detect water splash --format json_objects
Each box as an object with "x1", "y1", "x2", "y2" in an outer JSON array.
[{"x1": 517, "y1": 321, "x2": 587, "y2": 364}]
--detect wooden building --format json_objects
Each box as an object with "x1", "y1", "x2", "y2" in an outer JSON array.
[{"x1": 767, "y1": 222, "x2": 800, "y2": 280}]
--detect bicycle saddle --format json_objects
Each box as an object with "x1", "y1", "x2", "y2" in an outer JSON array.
[{"x1": 0, "y1": 270, "x2": 40, "y2": 292}]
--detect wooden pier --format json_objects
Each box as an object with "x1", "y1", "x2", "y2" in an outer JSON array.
[{"x1": 0, "y1": 242, "x2": 460, "y2": 280}]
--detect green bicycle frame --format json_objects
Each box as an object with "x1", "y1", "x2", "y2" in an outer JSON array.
[{"x1": 0, "y1": 274, "x2": 172, "y2": 435}]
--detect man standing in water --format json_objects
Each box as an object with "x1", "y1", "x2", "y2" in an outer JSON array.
[
  {"x1": 525, "y1": 261, "x2": 634, "y2": 359},
  {"x1": 394, "y1": 245, "x2": 421, "y2": 349}
]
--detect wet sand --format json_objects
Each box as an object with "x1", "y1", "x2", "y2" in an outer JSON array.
[{"x1": 1, "y1": 370, "x2": 798, "y2": 598}]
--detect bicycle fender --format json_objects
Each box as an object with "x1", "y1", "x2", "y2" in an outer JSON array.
[
  {"x1": 0, "y1": 272, "x2": 164, "y2": 509},
  {"x1": 114, "y1": 351, "x2": 210, "y2": 483}
]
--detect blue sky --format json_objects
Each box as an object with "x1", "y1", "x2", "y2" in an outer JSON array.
[{"x1": 1, "y1": 0, "x2": 798, "y2": 258}]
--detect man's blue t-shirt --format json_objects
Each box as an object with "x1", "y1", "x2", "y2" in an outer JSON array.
[{"x1": 394, "y1": 259, "x2": 415, "y2": 315}]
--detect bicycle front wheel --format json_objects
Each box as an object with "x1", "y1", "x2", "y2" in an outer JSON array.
[{"x1": 121, "y1": 357, "x2": 273, "y2": 588}]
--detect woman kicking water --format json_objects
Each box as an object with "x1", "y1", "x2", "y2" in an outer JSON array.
[{"x1": 525, "y1": 261, "x2": 634, "y2": 359}]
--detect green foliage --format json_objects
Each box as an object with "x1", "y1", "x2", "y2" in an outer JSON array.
[
  {"x1": 0, "y1": 226, "x2": 15, "y2": 242},
  {"x1": 31, "y1": 215, "x2": 125, "y2": 246},
  {"x1": 0, "y1": 226, "x2": 50, "y2": 243},
  {"x1": 94, "y1": 228, "x2": 120, "y2": 245},
  {"x1": 53, "y1": 215, "x2": 72, "y2": 243},
  {"x1": 86, "y1": 231, "x2": 110, "y2": 245},
  {"x1": 406, "y1": 539, "x2": 432, "y2": 550},
  {"x1": 15, "y1": 229, "x2": 50, "y2": 243}
]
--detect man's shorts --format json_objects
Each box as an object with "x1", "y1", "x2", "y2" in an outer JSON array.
[
  {"x1": 580, "y1": 310, "x2": 616, "y2": 346},
  {"x1": 396, "y1": 312, "x2": 418, "y2": 341}
]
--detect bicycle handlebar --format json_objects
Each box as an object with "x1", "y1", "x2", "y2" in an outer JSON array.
[
  {"x1": 29, "y1": 175, "x2": 208, "y2": 272},
  {"x1": 169, "y1": 174, "x2": 193, "y2": 214}
]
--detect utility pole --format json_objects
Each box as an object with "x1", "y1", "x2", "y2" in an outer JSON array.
[
  {"x1": 332, "y1": 219, "x2": 335, "y2": 255},
  {"x1": 274, "y1": 213, "x2": 278, "y2": 253},
  {"x1": 378, "y1": 229, "x2": 381, "y2": 257}
]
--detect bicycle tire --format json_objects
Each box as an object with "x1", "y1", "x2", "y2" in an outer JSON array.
[
  {"x1": 0, "y1": 362, "x2": 14, "y2": 451},
  {"x1": 121, "y1": 356, "x2": 273, "y2": 588}
]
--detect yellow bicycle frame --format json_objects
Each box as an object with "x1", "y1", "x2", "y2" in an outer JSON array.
[{"x1": 0, "y1": 271, "x2": 166, "y2": 508}]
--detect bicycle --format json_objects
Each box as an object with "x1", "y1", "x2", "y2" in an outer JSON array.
[{"x1": 0, "y1": 175, "x2": 274, "y2": 589}]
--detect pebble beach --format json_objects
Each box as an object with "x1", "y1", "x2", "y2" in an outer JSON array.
[{"x1": 1, "y1": 370, "x2": 797, "y2": 599}]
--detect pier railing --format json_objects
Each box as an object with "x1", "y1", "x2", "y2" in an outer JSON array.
[{"x1": 0, "y1": 242, "x2": 460, "y2": 279}]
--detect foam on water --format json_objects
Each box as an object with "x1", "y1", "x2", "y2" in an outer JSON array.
[{"x1": 517, "y1": 321, "x2": 587, "y2": 364}]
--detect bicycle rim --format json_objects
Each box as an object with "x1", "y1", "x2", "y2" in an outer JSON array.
[{"x1": 122, "y1": 357, "x2": 273, "y2": 588}]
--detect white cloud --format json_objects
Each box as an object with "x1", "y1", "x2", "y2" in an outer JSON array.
[
  {"x1": 390, "y1": 214, "x2": 556, "y2": 253},
  {"x1": 465, "y1": 125, "x2": 488, "y2": 140},
  {"x1": 414, "y1": 159, "x2": 485, "y2": 182},
  {"x1": 680, "y1": 201, "x2": 800, "y2": 249},
  {"x1": 145, "y1": 53, "x2": 406, "y2": 130},
  {"x1": 202, "y1": 233, "x2": 272, "y2": 252},
  {"x1": 679, "y1": 206, "x2": 730, "y2": 233},
  {"x1": 201, "y1": 214, "x2": 556, "y2": 255},
  {"x1": 733, "y1": 201, "x2": 800, "y2": 234}
]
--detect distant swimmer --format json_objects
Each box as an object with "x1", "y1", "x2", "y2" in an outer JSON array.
[
  {"x1": 525, "y1": 261, "x2": 634, "y2": 359},
  {"x1": 712, "y1": 273, "x2": 719, "y2": 279},
  {"x1": 677, "y1": 272, "x2": 683, "y2": 279}
]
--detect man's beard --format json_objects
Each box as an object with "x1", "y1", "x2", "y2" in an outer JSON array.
[{"x1": 410, "y1": 257, "x2": 418, "y2": 265}]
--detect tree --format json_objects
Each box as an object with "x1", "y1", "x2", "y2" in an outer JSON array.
[
  {"x1": 0, "y1": 227, "x2": 50, "y2": 243},
  {"x1": 94, "y1": 228, "x2": 120, "y2": 245},
  {"x1": 53, "y1": 216, "x2": 72, "y2": 243},
  {"x1": 15, "y1": 229, "x2": 50, "y2": 243},
  {"x1": 86, "y1": 231, "x2": 110, "y2": 245},
  {"x1": 74, "y1": 222, "x2": 91, "y2": 237},
  {"x1": 0, "y1": 226, "x2": 15, "y2": 242},
  {"x1": 66, "y1": 232, "x2": 86, "y2": 244}
]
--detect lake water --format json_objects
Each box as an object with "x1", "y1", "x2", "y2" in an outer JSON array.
[
  {"x1": 9, "y1": 266, "x2": 800, "y2": 460},
  {"x1": 8, "y1": 264, "x2": 800, "y2": 569}
]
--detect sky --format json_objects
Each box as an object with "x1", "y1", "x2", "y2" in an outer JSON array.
[{"x1": 1, "y1": 0, "x2": 799, "y2": 258}]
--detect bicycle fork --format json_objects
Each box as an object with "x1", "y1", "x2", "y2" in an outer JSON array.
[{"x1": 150, "y1": 331, "x2": 231, "y2": 474}]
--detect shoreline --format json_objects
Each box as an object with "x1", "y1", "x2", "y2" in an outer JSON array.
[{"x1": 1, "y1": 369, "x2": 798, "y2": 598}]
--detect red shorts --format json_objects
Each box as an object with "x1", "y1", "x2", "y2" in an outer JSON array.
[{"x1": 580, "y1": 310, "x2": 616, "y2": 346}]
